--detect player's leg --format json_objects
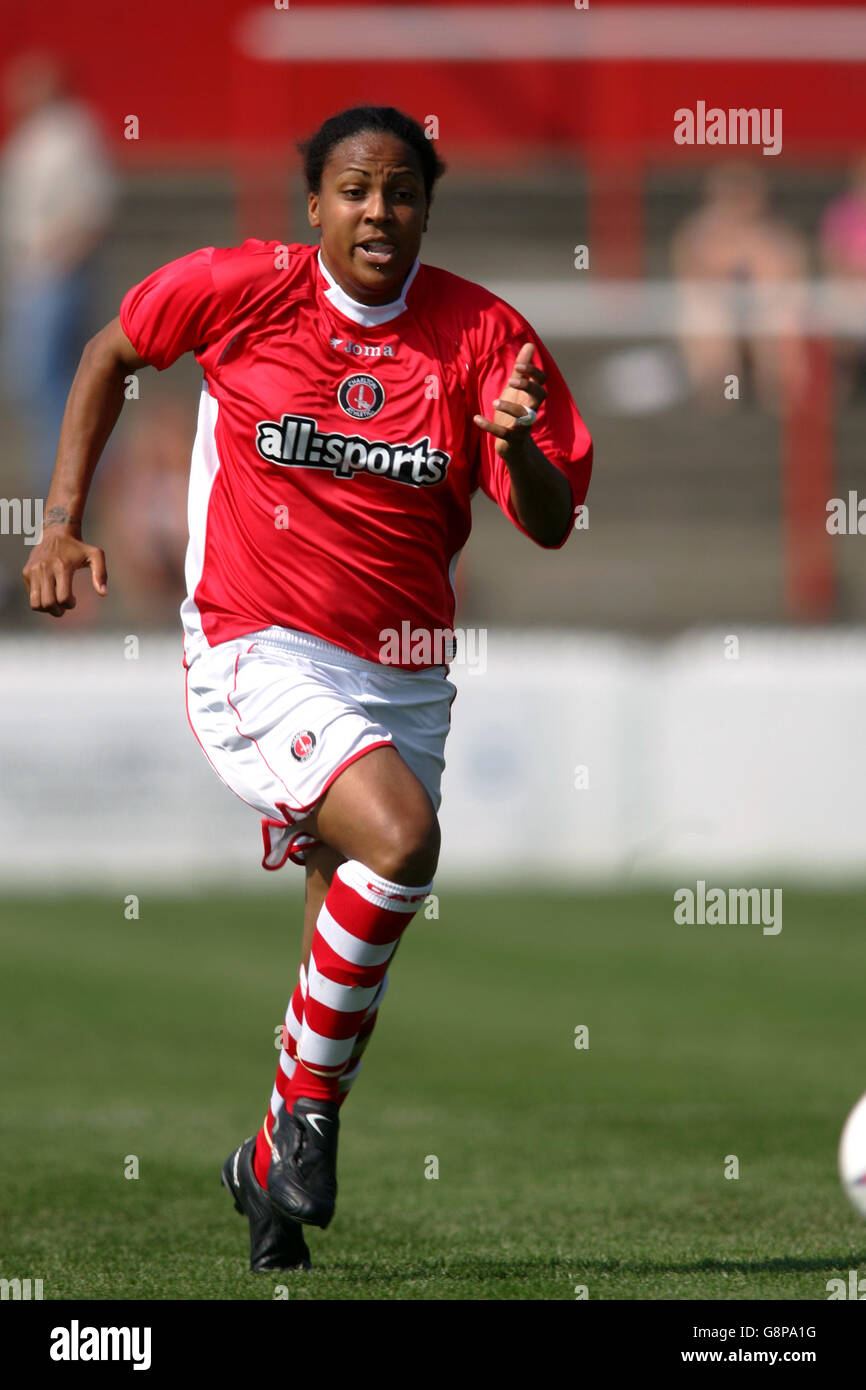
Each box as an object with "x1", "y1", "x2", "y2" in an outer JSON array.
[
  {"x1": 226, "y1": 847, "x2": 353, "y2": 1274},
  {"x1": 302, "y1": 842, "x2": 402, "y2": 1105},
  {"x1": 305, "y1": 742, "x2": 440, "y2": 883},
  {"x1": 301, "y1": 843, "x2": 345, "y2": 969},
  {"x1": 252, "y1": 840, "x2": 399, "y2": 1189},
  {"x1": 254, "y1": 845, "x2": 340, "y2": 1189},
  {"x1": 189, "y1": 638, "x2": 447, "y2": 1237},
  {"x1": 301, "y1": 846, "x2": 398, "y2": 1107},
  {"x1": 265, "y1": 744, "x2": 438, "y2": 1228}
]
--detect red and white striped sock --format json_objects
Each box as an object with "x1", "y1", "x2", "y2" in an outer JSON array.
[
  {"x1": 252, "y1": 860, "x2": 429, "y2": 1188},
  {"x1": 252, "y1": 966, "x2": 390, "y2": 1188},
  {"x1": 285, "y1": 860, "x2": 430, "y2": 1106},
  {"x1": 336, "y1": 977, "x2": 388, "y2": 1099},
  {"x1": 252, "y1": 971, "x2": 304, "y2": 1188}
]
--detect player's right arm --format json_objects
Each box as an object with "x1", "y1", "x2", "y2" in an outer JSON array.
[{"x1": 22, "y1": 317, "x2": 148, "y2": 617}]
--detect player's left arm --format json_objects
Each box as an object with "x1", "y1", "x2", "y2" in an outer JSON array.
[{"x1": 473, "y1": 342, "x2": 574, "y2": 547}]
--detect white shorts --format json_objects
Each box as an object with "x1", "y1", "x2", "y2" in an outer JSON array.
[{"x1": 184, "y1": 625, "x2": 457, "y2": 871}]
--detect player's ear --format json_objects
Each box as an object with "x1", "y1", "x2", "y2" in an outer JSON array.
[{"x1": 307, "y1": 192, "x2": 320, "y2": 228}]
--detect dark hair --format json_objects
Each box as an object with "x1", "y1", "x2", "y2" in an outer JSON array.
[{"x1": 296, "y1": 106, "x2": 446, "y2": 206}]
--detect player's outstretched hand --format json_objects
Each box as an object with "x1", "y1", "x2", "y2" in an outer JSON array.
[
  {"x1": 473, "y1": 341, "x2": 547, "y2": 461},
  {"x1": 22, "y1": 529, "x2": 107, "y2": 617}
]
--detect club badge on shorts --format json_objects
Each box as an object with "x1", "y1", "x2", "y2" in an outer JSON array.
[
  {"x1": 290, "y1": 730, "x2": 317, "y2": 763},
  {"x1": 337, "y1": 373, "x2": 385, "y2": 419}
]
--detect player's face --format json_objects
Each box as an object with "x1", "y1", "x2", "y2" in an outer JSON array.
[{"x1": 308, "y1": 132, "x2": 428, "y2": 305}]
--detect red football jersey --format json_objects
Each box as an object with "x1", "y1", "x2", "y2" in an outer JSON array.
[{"x1": 118, "y1": 240, "x2": 593, "y2": 667}]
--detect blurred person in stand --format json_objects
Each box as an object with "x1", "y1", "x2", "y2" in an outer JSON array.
[
  {"x1": 0, "y1": 52, "x2": 116, "y2": 499},
  {"x1": 671, "y1": 162, "x2": 809, "y2": 413}
]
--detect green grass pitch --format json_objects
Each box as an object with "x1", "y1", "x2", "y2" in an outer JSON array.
[{"x1": 1, "y1": 888, "x2": 865, "y2": 1301}]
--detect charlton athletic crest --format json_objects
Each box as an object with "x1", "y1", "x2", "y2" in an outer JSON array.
[
  {"x1": 290, "y1": 730, "x2": 317, "y2": 763},
  {"x1": 338, "y1": 373, "x2": 385, "y2": 420}
]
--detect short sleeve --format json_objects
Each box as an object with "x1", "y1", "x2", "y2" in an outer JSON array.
[
  {"x1": 118, "y1": 246, "x2": 221, "y2": 371},
  {"x1": 474, "y1": 328, "x2": 593, "y2": 549}
]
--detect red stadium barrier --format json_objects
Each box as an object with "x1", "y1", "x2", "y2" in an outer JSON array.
[
  {"x1": 782, "y1": 339, "x2": 835, "y2": 621},
  {"x1": 1, "y1": 1, "x2": 865, "y2": 157}
]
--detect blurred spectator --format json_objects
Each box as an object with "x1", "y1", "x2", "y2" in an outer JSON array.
[
  {"x1": 819, "y1": 156, "x2": 866, "y2": 400},
  {"x1": 0, "y1": 52, "x2": 116, "y2": 496},
  {"x1": 670, "y1": 163, "x2": 809, "y2": 413},
  {"x1": 97, "y1": 398, "x2": 192, "y2": 628}
]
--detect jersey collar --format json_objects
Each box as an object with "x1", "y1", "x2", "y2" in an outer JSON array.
[{"x1": 317, "y1": 248, "x2": 419, "y2": 327}]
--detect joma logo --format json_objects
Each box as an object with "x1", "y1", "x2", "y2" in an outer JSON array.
[{"x1": 329, "y1": 337, "x2": 396, "y2": 358}]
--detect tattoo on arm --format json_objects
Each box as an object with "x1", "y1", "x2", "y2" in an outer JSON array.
[{"x1": 43, "y1": 506, "x2": 82, "y2": 529}]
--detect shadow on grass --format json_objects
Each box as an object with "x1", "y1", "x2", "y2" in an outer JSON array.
[{"x1": 308, "y1": 1250, "x2": 866, "y2": 1283}]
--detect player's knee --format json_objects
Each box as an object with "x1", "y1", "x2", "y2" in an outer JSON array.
[{"x1": 368, "y1": 806, "x2": 440, "y2": 885}]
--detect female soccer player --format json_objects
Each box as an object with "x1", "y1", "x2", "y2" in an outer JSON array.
[{"x1": 23, "y1": 106, "x2": 593, "y2": 1274}]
